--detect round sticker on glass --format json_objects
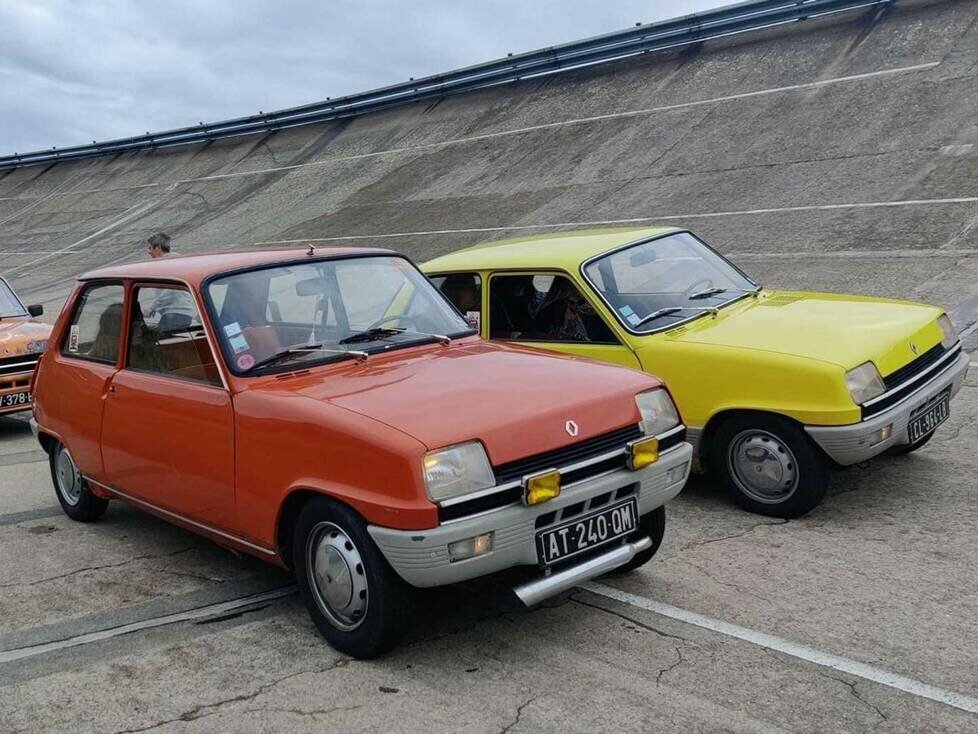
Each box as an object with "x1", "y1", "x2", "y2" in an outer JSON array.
[{"x1": 236, "y1": 354, "x2": 256, "y2": 371}]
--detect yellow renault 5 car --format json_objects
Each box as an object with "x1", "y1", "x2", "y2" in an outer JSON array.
[{"x1": 423, "y1": 228, "x2": 970, "y2": 518}]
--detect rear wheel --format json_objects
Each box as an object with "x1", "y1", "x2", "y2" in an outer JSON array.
[
  {"x1": 293, "y1": 496, "x2": 414, "y2": 659},
  {"x1": 50, "y1": 442, "x2": 108, "y2": 522},
  {"x1": 710, "y1": 414, "x2": 829, "y2": 519},
  {"x1": 608, "y1": 506, "x2": 665, "y2": 574},
  {"x1": 886, "y1": 431, "x2": 934, "y2": 456}
]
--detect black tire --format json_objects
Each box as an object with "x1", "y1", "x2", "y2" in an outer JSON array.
[
  {"x1": 608, "y1": 505, "x2": 666, "y2": 574},
  {"x1": 293, "y1": 496, "x2": 414, "y2": 659},
  {"x1": 50, "y1": 442, "x2": 108, "y2": 522},
  {"x1": 710, "y1": 413, "x2": 829, "y2": 519},
  {"x1": 885, "y1": 431, "x2": 934, "y2": 456}
]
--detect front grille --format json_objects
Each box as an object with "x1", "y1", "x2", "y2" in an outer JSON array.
[
  {"x1": 438, "y1": 424, "x2": 687, "y2": 523},
  {"x1": 494, "y1": 424, "x2": 643, "y2": 484},
  {"x1": 863, "y1": 344, "x2": 961, "y2": 419},
  {"x1": 882, "y1": 344, "x2": 946, "y2": 391},
  {"x1": 0, "y1": 353, "x2": 39, "y2": 378}
]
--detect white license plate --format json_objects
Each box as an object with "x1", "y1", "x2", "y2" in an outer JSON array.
[
  {"x1": 908, "y1": 395, "x2": 949, "y2": 442},
  {"x1": 536, "y1": 498, "x2": 638, "y2": 566},
  {"x1": 0, "y1": 391, "x2": 31, "y2": 408}
]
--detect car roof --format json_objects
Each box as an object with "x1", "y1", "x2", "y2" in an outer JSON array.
[
  {"x1": 423, "y1": 226, "x2": 681, "y2": 273},
  {"x1": 79, "y1": 246, "x2": 399, "y2": 287}
]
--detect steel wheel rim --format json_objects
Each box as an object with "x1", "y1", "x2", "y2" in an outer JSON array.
[
  {"x1": 306, "y1": 521, "x2": 368, "y2": 631},
  {"x1": 727, "y1": 429, "x2": 799, "y2": 504},
  {"x1": 55, "y1": 447, "x2": 82, "y2": 506}
]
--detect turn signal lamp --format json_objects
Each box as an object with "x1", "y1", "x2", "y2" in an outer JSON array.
[
  {"x1": 522, "y1": 469, "x2": 561, "y2": 506},
  {"x1": 627, "y1": 436, "x2": 659, "y2": 471}
]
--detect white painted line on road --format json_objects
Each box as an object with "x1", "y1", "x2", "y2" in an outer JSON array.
[
  {"x1": 0, "y1": 586, "x2": 296, "y2": 665},
  {"x1": 247, "y1": 197, "x2": 978, "y2": 245},
  {"x1": 581, "y1": 581, "x2": 978, "y2": 715},
  {"x1": 0, "y1": 62, "x2": 940, "y2": 201}
]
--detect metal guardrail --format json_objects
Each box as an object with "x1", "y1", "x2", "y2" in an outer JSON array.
[{"x1": 0, "y1": 0, "x2": 893, "y2": 170}]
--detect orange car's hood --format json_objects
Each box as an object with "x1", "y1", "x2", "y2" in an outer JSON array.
[
  {"x1": 0, "y1": 318, "x2": 51, "y2": 358},
  {"x1": 269, "y1": 339, "x2": 659, "y2": 465}
]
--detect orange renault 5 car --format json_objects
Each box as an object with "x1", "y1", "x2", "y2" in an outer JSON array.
[
  {"x1": 0, "y1": 276, "x2": 51, "y2": 416},
  {"x1": 31, "y1": 248, "x2": 692, "y2": 657}
]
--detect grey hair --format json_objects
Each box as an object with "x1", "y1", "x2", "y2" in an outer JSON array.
[{"x1": 147, "y1": 232, "x2": 171, "y2": 252}]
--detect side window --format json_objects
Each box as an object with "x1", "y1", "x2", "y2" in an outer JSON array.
[
  {"x1": 489, "y1": 274, "x2": 617, "y2": 344},
  {"x1": 128, "y1": 286, "x2": 222, "y2": 387},
  {"x1": 430, "y1": 273, "x2": 482, "y2": 331},
  {"x1": 61, "y1": 284, "x2": 125, "y2": 364}
]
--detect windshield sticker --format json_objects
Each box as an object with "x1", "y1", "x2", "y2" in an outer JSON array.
[
  {"x1": 236, "y1": 354, "x2": 255, "y2": 371},
  {"x1": 619, "y1": 305, "x2": 635, "y2": 317},
  {"x1": 625, "y1": 313, "x2": 641, "y2": 326},
  {"x1": 229, "y1": 334, "x2": 250, "y2": 354},
  {"x1": 224, "y1": 321, "x2": 242, "y2": 337},
  {"x1": 67, "y1": 325, "x2": 80, "y2": 352},
  {"x1": 465, "y1": 311, "x2": 481, "y2": 330}
]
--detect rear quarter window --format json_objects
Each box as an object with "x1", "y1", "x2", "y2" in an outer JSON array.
[{"x1": 61, "y1": 284, "x2": 125, "y2": 364}]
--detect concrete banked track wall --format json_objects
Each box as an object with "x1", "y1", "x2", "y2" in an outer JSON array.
[{"x1": 1, "y1": 0, "x2": 977, "y2": 340}]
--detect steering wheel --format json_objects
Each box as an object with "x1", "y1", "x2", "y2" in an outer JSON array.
[
  {"x1": 682, "y1": 278, "x2": 714, "y2": 299},
  {"x1": 365, "y1": 314, "x2": 418, "y2": 331}
]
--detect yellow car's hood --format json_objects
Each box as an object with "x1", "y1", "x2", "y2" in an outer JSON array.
[{"x1": 668, "y1": 290, "x2": 945, "y2": 375}]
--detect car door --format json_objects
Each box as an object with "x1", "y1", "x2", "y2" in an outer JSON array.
[
  {"x1": 100, "y1": 283, "x2": 235, "y2": 530},
  {"x1": 483, "y1": 271, "x2": 642, "y2": 369},
  {"x1": 44, "y1": 281, "x2": 126, "y2": 479}
]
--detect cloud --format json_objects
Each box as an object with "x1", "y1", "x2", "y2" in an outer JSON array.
[{"x1": 0, "y1": 0, "x2": 726, "y2": 155}]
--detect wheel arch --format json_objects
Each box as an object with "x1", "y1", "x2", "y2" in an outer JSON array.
[
  {"x1": 275, "y1": 487, "x2": 360, "y2": 570},
  {"x1": 698, "y1": 407, "x2": 833, "y2": 468}
]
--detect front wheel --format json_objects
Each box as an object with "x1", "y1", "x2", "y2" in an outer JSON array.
[
  {"x1": 293, "y1": 496, "x2": 414, "y2": 659},
  {"x1": 710, "y1": 414, "x2": 829, "y2": 519},
  {"x1": 608, "y1": 506, "x2": 665, "y2": 574},
  {"x1": 50, "y1": 442, "x2": 108, "y2": 522}
]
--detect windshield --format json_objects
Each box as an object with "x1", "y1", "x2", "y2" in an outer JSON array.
[
  {"x1": 582, "y1": 232, "x2": 758, "y2": 333},
  {"x1": 0, "y1": 279, "x2": 27, "y2": 319},
  {"x1": 206, "y1": 255, "x2": 473, "y2": 373}
]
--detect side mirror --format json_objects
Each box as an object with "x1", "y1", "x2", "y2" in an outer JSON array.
[{"x1": 27, "y1": 304, "x2": 43, "y2": 317}]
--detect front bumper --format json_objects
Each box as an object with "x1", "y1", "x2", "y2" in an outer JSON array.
[
  {"x1": 806, "y1": 351, "x2": 969, "y2": 465},
  {"x1": 367, "y1": 441, "x2": 692, "y2": 599},
  {"x1": 0, "y1": 373, "x2": 33, "y2": 416}
]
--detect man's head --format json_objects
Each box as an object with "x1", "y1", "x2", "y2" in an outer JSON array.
[{"x1": 146, "y1": 233, "x2": 171, "y2": 259}]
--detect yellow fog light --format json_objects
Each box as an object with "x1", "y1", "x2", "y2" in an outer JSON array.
[
  {"x1": 628, "y1": 436, "x2": 659, "y2": 471},
  {"x1": 448, "y1": 532, "x2": 494, "y2": 562},
  {"x1": 522, "y1": 469, "x2": 561, "y2": 506}
]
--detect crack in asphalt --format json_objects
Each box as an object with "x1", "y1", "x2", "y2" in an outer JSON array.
[
  {"x1": 499, "y1": 694, "x2": 536, "y2": 734},
  {"x1": 677, "y1": 557, "x2": 774, "y2": 604},
  {"x1": 680, "y1": 519, "x2": 790, "y2": 551},
  {"x1": 656, "y1": 645, "x2": 685, "y2": 686},
  {"x1": 568, "y1": 595, "x2": 691, "y2": 643},
  {"x1": 111, "y1": 657, "x2": 353, "y2": 733},
  {"x1": 817, "y1": 669, "x2": 889, "y2": 723},
  {"x1": 0, "y1": 547, "x2": 194, "y2": 589}
]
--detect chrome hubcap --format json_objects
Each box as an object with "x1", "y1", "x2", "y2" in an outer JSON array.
[
  {"x1": 728, "y1": 430, "x2": 798, "y2": 504},
  {"x1": 306, "y1": 522, "x2": 368, "y2": 631},
  {"x1": 55, "y1": 448, "x2": 82, "y2": 506}
]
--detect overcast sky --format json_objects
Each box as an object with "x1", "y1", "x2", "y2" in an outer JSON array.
[{"x1": 0, "y1": 1, "x2": 727, "y2": 155}]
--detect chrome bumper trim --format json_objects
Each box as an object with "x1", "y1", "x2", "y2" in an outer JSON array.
[{"x1": 513, "y1": 536, "x2": 652, "y2": 606}]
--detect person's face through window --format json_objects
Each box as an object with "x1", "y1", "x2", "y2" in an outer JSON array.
[{"x1": 147, "y1": 244, "x2": 164, "y2": 259}]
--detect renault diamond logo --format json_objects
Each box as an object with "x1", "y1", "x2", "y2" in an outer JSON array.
[
  {"x1": 910, "y1": 341, "x2": 918, "y2": 355},
  {"x1": 565, "y1": 420, "x2": 579, "y2": 437}
]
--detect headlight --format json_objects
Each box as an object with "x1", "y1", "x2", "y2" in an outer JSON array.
[
  {"x1": 635, "y1": 389, "x2": 680, "y2": 436},
  {"x1": 937, "y1": 314, "x2": 957, "y2": 349},
  {"x1": 422, "y1": 441, "x2": 495, "y2": 502},
  {"x1": 845, "y1": 362, "x2": 885, "y2": 405}
]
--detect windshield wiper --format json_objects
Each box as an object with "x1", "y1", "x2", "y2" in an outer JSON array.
[
  {"x1": 245, "y1": 343, "x2": 368, "y2": 372},
  {"x1": 634, "y1": 306, "x2": 720, "y2": 328},
  {"x1": 339, "y1": 327, "x2": 451, "y2": 346},
  {"x1": 689, "y1": 285, "x2": 762, "y2": 300}
]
